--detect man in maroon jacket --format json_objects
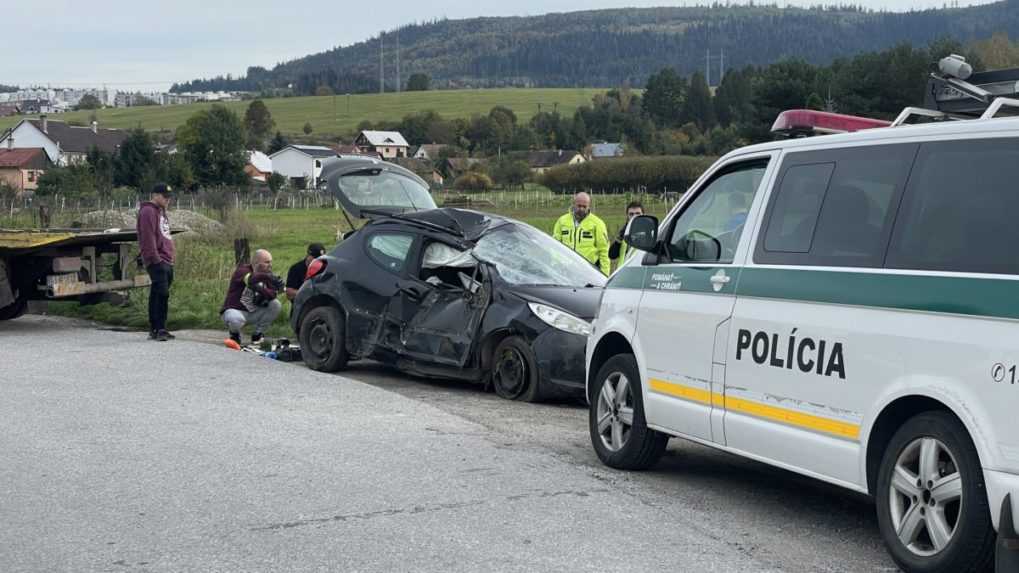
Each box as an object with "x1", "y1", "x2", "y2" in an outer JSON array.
[
  {"x1": 220, "y1": 249, "x2": 283, "y2": 345},
  {"x1": 136, "y1": 183, "x2": 176, "y2": 341}
]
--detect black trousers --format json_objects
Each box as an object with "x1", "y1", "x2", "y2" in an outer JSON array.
[{"x1": 146, "y1": 263, "x2": 174, "y2": 332}]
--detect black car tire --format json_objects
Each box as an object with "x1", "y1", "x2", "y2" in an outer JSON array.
[
  {"x1": 874, "y1": 411, "x2": 994, "y2": 573},
  {"x1": 299, "y1": 306, "x2": 348, "y2": 372},
  {"x1": 0, "y1": 295, "x2": 28, "y2": 321},
  {"x1": 589, "y1": 354, "x2": 668, "y2": 470},
  {"x1": 491, "y1": 336, "x2": 542, "y2": 402}
]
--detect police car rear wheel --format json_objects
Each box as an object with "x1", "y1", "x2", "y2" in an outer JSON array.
[
  {"x1": 589, "y1": 354, "x2": 667, "y2": 470},
  {"x1": 875, "y1": 411, "x2": 994, "y2": 573}
]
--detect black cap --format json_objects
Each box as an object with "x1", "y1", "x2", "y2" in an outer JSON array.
[
  {"x1": 307, "y1": 243, "x2": 326, "y2": 257},
  {"x1": 152, "y1": 182, "x2": 174, "y2": 197}
]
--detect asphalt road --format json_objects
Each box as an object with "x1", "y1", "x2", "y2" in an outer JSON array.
[{"x1": 0, "y1": 315, "x2": 897, "y2": 572}]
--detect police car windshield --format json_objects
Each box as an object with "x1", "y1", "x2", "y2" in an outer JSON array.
[{"x1": 474, "y1": 223, "x2": 607, "y2": 287}]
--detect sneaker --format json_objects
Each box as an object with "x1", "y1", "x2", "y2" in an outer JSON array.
[
  {"x1": 148, "y1": 330, "x2": 158, "y2": 340},
  {"x1": 229, "y1": 331, "x2": 242, "y2": 345},
  {"x1": 251, "y1": 332, "x2": 264, "y2": 345},
  {"x1": 156, "y1": 329, "x2": 174, "y2": 342}
]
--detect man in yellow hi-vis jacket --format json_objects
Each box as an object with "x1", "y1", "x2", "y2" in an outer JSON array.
[{"x1": 552, "y1": 192, "x2": 610, "y2": 275}]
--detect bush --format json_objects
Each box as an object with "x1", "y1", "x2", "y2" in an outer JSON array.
[
  {"x1": 453, "y1": 172, "x2": 494, "y2": 192},
  {"x1": 539, "y1": 156, "x2": 716, "y2": 193}
]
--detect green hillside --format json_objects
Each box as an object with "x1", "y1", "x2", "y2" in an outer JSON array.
[{"x1": 0, "y1": 88, "x2": 608, "y2": 139}]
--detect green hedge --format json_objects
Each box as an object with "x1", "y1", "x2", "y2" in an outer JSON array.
[{"x1": 539, "y1": 155, "x2": 716, "y2": 194}]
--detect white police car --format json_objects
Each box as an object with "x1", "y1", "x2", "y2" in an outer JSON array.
[{"x1": 586, "y1": 61, "x2": 1019, "y2": 573}]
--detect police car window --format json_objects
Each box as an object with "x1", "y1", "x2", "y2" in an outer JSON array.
[
  {"x1": 887, "y1": 138, "x2": 1019, "y2": 275},
  {"x1": 763, "y1": 162, "x2": 834, "y2": 253},
  {"x1": 667, "y1": 161, "x2": 767, "y2": 264},
  {"x1": 366, "y1": 233, "x2": 415, "y2": 274},
  {"x1": 756, "y1": 144, "x2": 916, "y2": 267}
]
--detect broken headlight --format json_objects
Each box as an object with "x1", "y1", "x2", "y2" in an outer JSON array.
[{"x1": 528, "y1": 302, "x2": 592, "y2": 337}]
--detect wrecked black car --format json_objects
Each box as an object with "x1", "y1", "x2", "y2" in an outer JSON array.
[{"x1": 291, "y1": 157, "x2": 606, "y2": 401}]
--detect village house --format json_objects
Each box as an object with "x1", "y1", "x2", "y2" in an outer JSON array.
[
  {"x1": 412, "y1": 144, "x2": 450, "y2": 161},
  {"x1": 0, "y1": 147, "x2": 49, "y2": 195},
  {"x1": 330, "y1": 143, "x2": 380, "y2": 159},
  {"x1": 244, "y1": 151, "x2": 273, "y2": 183},
  {"x1": 354, "y1": 130, "x2": 410, "y2": 159},
  {"x1": 390, "y1": 157, "x2": 444, "y2": 187},
  {"x1": 589, "y1": 142, "x2": 625, "y2": 159},
  {"x1": 439, "y1": 157, "x2": 484, "y2": 181},
  {"x1": 0, "y1": 115, "x2": 128, "y2": 166},
  {"x1": 524, "y1": 149, "x2": 586, "y2": 175},
  {"x1": 269, "y1": 145, "x2": 337, "y2": 190}
]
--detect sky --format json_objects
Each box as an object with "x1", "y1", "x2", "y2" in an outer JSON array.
[{"x1": 4, "y1": 0, "x2": 1000, "y2": 91}]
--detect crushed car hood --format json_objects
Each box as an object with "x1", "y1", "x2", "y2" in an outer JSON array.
[{"x1": 507, "y1": 285, "x2": 602, "y2": 321}]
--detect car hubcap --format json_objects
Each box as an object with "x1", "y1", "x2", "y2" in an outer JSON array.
[
  {"x1": 308, "y1": 319, "x2": 333, "y2": 357},
  {"x1": 495, "y1": 347, "x2": 527, "y2": 397},
  {"x1": 889, "y1": 437, "x2": 963, "y2": 557},
  {"x1": 596, "y1": 372, "x2": 634, "y2": 452}
]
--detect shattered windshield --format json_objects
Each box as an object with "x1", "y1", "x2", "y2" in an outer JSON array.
[
  {"x1": 474, "y1": 223, "x2": 607, "y2": 287},
  {"x1": 337, "y1": 169, "x2": 437, "y2": 212}
]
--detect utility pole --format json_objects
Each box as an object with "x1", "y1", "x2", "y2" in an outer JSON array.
[
  {"x1": 719, "y1": 48, "x2": 725, "y2": 83},
  {"x1": 379, "y1": 32, "x2": 385, "y2": 94},
  {"x1": 396, "y1": 29, "x2": 401, "y2": 93},
  {"x1": 706, "y1": 49, "x2": 711, "y2": 87}
]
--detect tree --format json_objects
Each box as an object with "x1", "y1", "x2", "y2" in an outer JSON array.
[
  {"x1": 267, "y1": 172, "x2": 287, "y2": 193},
  {"x1": 406, "y1": 73, "x2": 431, "y2": 91},
  {"x1": 453, "y1": 171, "x2": 493, "y2": 192},
  {"x1": 303, "y1": 122, "x2": 314, "y2": 135},
  {"x1": 86, "y1": 147, "x2": 115, "y2": 196},
  {"x1": 114, "y1": 129, "x2": 158, "y2": 190},
  {"x1": 76, "y1": 94, "x2": 102, "y2": 111},
  {"x1": 35, "y1": 164, "x2": 97, "y2": 199},
  {"x1": 681, "y1": 71, "x2": 715, "y2": 130},
  {"x1": 643, "y1": 68, "x2": 686, "y2": 128},
  {"x1": 177, "y1": 104, "x2": 248, "y2": 187},
  {"x1": 491, "y1": 159, "x2": 530, "y2": 190},
  {"x1": 243, "y1": 100, "x2": 276, "y2": 151},
  {"x1": 267, "y1": 131, "x2": 289, "y2": 154}
]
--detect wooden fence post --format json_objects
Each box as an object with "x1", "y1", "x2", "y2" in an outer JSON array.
[{"x1": 234, "y1": 238, "x2": 250, "y2": 264}]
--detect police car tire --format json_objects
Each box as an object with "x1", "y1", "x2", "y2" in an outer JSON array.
[
  {"x1": 589, "y1": 354, "x2": 668, "y2": 470},
  {"x1": 874, "y1": 411, "x2": 994, "y2": 573},
  {"x1": 299, "y1": 306, "x2": 348, "y2": 372}
]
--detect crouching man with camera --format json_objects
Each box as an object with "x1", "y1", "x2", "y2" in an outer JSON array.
[{"x1": 220, "y1": 249, "x2": 284, "y2": 346}]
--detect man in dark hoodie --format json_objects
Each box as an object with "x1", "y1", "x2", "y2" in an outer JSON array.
[
  {"x1": 136, "y1": 183, "x2": 176, "y2": 341},
  {"x1": 220, "y1": 249, "x2": 283, "y2": 345}
]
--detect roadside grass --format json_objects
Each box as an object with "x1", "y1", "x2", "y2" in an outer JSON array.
[
  {"x1": 37, "y1": 194, "x2": 674, "y2": 338},
  {"x1": 0, "y1": 88, "x2": 610, "y2": 139}
]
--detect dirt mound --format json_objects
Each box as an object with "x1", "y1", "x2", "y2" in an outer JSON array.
[{"x1": 77, "y1": 209, "x2": 224, "y2": 235}]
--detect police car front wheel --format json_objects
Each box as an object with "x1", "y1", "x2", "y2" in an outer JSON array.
[
  {"x1": 589, "y1": 354, "x2": 668, "y2": 470},
  {"x1": 875, "y1": 411, "x2": 995, "y2": 573}
]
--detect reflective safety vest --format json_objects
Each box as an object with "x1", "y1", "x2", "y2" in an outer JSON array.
[{"x1": 552, "y1": 212, "x2": 610, "y2": 275}]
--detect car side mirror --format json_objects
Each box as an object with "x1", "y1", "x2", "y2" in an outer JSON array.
[{"x1": 625, "y1": 215, "x2": 659, "y2": 252}]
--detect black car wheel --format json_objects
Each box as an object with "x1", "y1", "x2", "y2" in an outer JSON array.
[
  {"x1": 589, "y1": 354, "x2": 668, "y2": 470},
  {"x1": 0, "y1": 295, "x2": 28, "y2": 321},
  {"x1": 491, "y1": 336, "x2": 542, "y2": 402},
  {"x1": 299, "y1": 306, "x2": 348, "y2": 372},
  {"x1": 875, "y1": 411, "x2": 994, "y2": 573}
]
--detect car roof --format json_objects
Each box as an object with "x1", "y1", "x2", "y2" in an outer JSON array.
[{"x1": 724, "y1": 115, "x2": 1019, "y2": 161}]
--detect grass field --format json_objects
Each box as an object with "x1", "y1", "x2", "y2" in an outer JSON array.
[
  {"x1": 35, "y1": 193, "x2": 672, "y2": 339},
  {"x1": 0, "y1": 88, "x2": 610, "y2": 139}
]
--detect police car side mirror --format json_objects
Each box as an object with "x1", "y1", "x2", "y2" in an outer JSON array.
[{"x1": 625, "y1": 215, "x2": 659, "y2": 252}]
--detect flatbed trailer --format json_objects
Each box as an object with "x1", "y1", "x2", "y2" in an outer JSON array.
[{"x1": 0, "y1": 228, "x2": 151, "y2": 320}]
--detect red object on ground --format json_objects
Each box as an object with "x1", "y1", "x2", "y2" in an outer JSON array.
[
  {"x1": 771, "y1": 109, "x2": 892, "y2": 136},
  {"x1": 224, "y1": 339, "x2": 241, "y2": 350}
]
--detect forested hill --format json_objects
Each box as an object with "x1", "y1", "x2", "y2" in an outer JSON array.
[{"x1": 173, "y1": 1, "x2": 1019, "y2": 94}]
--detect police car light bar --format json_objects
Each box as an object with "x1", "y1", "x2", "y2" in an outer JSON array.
[{"x1": 770, "y1": 109, "x2": 892, "y2": 137}]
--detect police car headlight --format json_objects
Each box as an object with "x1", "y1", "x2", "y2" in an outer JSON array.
[{"x1": 528, "y1": 302, "x2": 592, "y2": 337}]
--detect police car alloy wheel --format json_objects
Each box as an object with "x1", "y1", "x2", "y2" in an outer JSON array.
[
  {"x1": 875, "y1": 412, "x2": 995, "y2": 573},
  {"x1": 589, "y1": 354, "x2": 668, "y2": 470}
]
